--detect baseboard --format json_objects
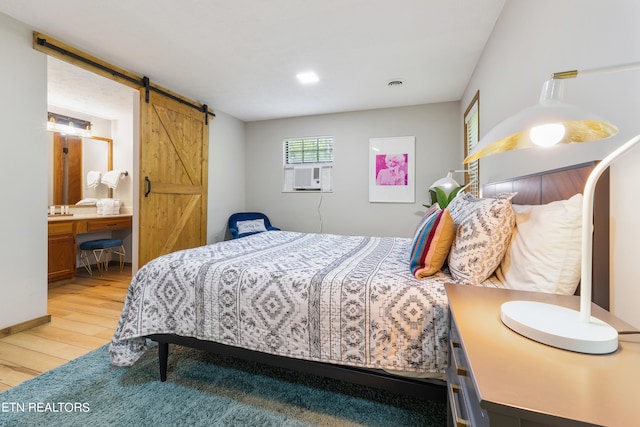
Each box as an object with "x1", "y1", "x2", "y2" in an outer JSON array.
[
  {"x1": 76, "y1": 261, "x2": 132, "y2": 274},
  {"x1": 0, "y1": 314, "x2": 51, "y2": 338},
  {"x1": 48, "y1": 277, "x2": 75, "y2": 289}
]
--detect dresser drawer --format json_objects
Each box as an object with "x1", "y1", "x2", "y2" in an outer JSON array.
[
  {"x1": 48, "y1": 221, "x2": 75, "y2": 235},
  {"x1": 448, "y1": 314, "x2": 489, "y2": 427},
  {"x1": 85, "y1": 217, "x2": 132, "y2": 232}
]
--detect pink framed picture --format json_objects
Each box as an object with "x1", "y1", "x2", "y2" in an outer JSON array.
[{"x1": 369, "y1": 136, "x2": 415, "y2": 203}]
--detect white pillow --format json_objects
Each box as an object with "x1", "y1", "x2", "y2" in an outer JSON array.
[
  {"x1": 495, "y1": 193, "x2": 583, "y2": 295},
  {"x1": 237, "y1": 218, "x2": 267, "y2": 235}
]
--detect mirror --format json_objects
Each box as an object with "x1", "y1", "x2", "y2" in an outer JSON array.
[{"x1": 48, "y1": 132, "x2": 113, "y2": 205}]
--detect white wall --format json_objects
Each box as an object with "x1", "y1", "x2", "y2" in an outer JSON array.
[
  {"x1": 0, "y1": 13, "x2": 48, "y2": 329},
  {"x1": 463, "y1": 0, "x2": 640, "y2": 327},
  {"x1": 111, "y1": 109, "x2": 135, "y2": 211},
  {"x1": 246, "y1": 103, "x2": 461, "y2": 238},
  {"x1": 207, "y1": 110, "x2": 247, "y2": 243}
]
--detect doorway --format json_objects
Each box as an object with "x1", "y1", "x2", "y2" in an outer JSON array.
[
  {"x1": 47, "y1": 55, "x2": 138, "y2": 268},
  {"x1": 41, "y1": 33, "x2": 212, "y2": 271}
]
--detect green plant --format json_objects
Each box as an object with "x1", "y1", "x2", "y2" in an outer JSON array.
[{"x1": 423, "y1": 186, "x2": 463, "y2": 209}]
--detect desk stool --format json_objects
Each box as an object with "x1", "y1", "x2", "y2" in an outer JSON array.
[{"x1": 79, "y1": 238, "x2": 126, "y2": 275}]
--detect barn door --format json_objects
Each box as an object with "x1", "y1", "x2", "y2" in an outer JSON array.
[{"x1": 139, "y1": 90, "x2": 209, "y2": 267}]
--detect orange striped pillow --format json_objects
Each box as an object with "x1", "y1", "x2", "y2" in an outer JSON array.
[{"x1": 409, "y1": 207, "x2": 455, "y2": 278}]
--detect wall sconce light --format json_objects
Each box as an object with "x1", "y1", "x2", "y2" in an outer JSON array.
[
  {"x1": 426, "y1": 169, "x2": 476, "y2": 209},
  {"x1": 47, "y1": 112, "x2": 92, "y2": 137},
  {"x1": 429, "y1": 170, "x2": 466, "y2": 196}
]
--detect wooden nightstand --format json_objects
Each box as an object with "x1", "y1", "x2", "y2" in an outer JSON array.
[{"x1": 445, "y1": 283, "x2": 640, "y2": 427}]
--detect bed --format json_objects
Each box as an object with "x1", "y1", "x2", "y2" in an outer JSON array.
[{"x1": 109, "y1": 161, "x2": 610, "y2": 403}]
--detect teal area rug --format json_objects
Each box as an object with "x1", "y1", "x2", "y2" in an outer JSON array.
[{"x1": 0, "y1": 344, "x2": 446, "y2": 426}]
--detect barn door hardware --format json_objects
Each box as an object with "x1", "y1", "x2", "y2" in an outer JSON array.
[
  {"x1": 140, "y1": 77, "x2": 215, "y2": 123},
  {"x1": 35, "y1": 35, "x2": 215, "y2": 122},
  {"x1": 202, "y1": 104, "x2": 210, "y2": 125},
  {"x1": 143, "y1": 76, "x2": 151, "y2": 104},
  {"x1": 144, "y1": 176, "x2": 152, "y2": 197}
]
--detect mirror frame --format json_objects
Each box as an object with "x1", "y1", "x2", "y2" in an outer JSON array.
[
  {"x1": 91, "y1": 135, "x2": 114, "y2": 198},
  {"x1": 50, "y1": 132, "x2": 114, "y2": 205}
]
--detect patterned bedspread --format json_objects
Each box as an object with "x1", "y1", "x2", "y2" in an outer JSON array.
[{"x1": 109, "y1": 231, "x2": 450, "y2": 375}]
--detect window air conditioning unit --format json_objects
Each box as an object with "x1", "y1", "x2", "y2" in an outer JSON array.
[{"x1": 293, "y1": 166, "x2": 322, "y2": 190}]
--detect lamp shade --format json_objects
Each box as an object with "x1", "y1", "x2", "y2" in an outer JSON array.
[{"x1": 465, "y1": 79, "x2": 618, "y2": 163}]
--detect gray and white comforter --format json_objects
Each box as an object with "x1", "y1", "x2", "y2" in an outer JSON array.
[{"x1": 110, "y1": 231, "x2": 450, "y2": 375}]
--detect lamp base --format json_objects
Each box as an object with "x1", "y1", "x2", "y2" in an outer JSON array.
[{"x1": 501, "y1": 301, "x2": 618, "y2": 354}]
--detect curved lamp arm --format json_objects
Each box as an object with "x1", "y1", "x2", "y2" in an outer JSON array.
[{"x1": 580, "y1": 133, "x2": 640, "y2": 321}]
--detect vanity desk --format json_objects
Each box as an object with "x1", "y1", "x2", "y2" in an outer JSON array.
[{"x1": 47, "y1": 211, "x2": 132, "y2": 283}]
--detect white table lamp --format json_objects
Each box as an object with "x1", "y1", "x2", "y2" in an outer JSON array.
[{"x1": 466, "y1": 62, "x2": 640, "y2": 354}]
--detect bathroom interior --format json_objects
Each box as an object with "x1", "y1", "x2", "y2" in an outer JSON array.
[{"x1": 46, "y1": 56, "x2": 137, "y2": 281}]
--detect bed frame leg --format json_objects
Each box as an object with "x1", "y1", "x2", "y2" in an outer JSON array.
[{"x1": 158, "y1": 342, "x2": 168, "y2": 382}]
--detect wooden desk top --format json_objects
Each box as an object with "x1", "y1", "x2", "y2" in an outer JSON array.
[
  {"x1": 48, "y1": 213, "x2": 132, "y2": 222},
  {"x1": 445, "y1": 283, "x2": 640, "y2": 427}
]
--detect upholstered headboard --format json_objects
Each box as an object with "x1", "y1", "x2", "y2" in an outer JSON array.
[{"x1": 482, "y1": 161, "x2": 610, "y2": 310}]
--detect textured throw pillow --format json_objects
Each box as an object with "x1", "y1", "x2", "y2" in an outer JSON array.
[
  {"x1": 496, "y1": 193, "x2": 583, "y2": 295},
  {"x1": 409, "y1": 206, "x2": 455, "y2": 278},
  {"x1": 237, "y1": 219, "x2": 267, "y2": 235},
  {"x1": 447, "y1": 192, "x2": 516, "y2": 285}
]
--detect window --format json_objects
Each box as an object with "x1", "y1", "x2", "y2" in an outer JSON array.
[
  {"x1": 283, "y1": 136, "x2": 333, "y2": 165},
  {"x1": 464, "y1": 91, "x2": 480, "y2": 197},
  {"x1": 282, "y1": 136, "x2": 333, "y2": 192}
]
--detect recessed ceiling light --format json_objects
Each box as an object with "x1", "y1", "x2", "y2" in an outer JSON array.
[{"x1": 297, "y1": 72, "x2": 319, "y2": 84}]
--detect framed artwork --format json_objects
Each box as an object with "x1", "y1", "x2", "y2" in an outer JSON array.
[{"x1": 368, "y1": 136, "x2": 415, "y2": 203}]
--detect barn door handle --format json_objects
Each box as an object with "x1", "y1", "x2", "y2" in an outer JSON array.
[{"x1": 144, "y1": 176, "x2": 152, "y2": 197}]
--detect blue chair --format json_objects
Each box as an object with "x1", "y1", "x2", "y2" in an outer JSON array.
[
  {"x1": 79, "y1": 238, "x2": 126, "y2": 275},
  {"x1": 228, "y1": 212, "x2": 280, "y2": 239}
]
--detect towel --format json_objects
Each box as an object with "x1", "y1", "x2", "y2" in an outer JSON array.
[
  {"x1": 101, "y1": 170, "x2": 125, "y2": 189},
  {"x1": 97, "y1": 198, "x2": 121, "y2": 215},
  {"x1": 87, "y1": 171, "x2": 101, "y2": 189}
]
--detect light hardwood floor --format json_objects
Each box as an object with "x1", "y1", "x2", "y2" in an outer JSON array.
[{"x1": 0, "y1": 265, "x2": 131, "y2": 392}]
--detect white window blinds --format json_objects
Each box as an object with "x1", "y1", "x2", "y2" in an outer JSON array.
[
  {"x1": 464, "y1": 93, "x2": 480, "y2": 197},
  {"x1": 283, "y1": 137, "x2": 333, "y2": 165}
]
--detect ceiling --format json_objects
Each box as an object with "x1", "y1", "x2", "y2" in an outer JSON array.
[
  {"x1": 0, "y1": 0, "x2": 505, "y2": 122},
  {"x1": 47, "y1": 56, "x2": 137, "y2": 121}
]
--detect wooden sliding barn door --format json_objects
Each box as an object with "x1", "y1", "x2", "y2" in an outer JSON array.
[{"x1": 139, "y1": 90, "x2": 209, "y2": 267}]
